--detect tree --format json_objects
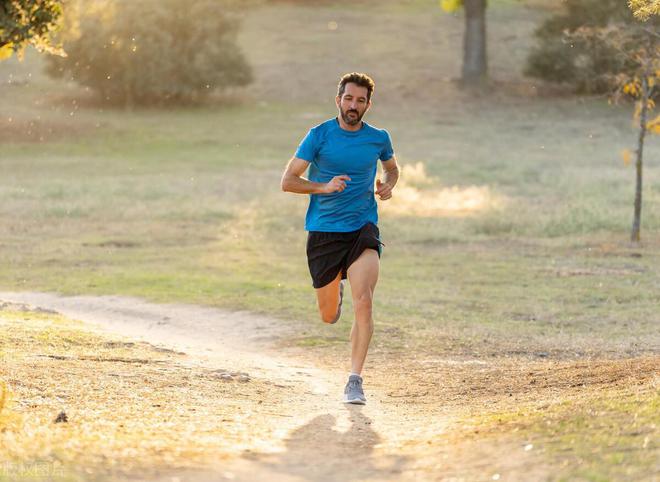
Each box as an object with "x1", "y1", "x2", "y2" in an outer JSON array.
[
  {"x1": 461, "y1": 0, "x2": 487, "y2": 84},
  {"x1": 568, "y1": 2, "x2": 659, "y2": 242},
  {"x1": 625, "y1": 0, "x2": 660, "y2": 242},
  {"x1": 0, "y1": 0, "x2": 64, "y2": 61},
  {"x1": 440, "y1": 0, "x2": 488, "y2": 85}
]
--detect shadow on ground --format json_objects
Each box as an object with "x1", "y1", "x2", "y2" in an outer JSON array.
[{"x1": 234, "y1": 405, "x2": 409, "y2": 481}]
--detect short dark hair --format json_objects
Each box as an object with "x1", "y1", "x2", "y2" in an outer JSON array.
[{"x1": 337, "y1": 72, "x2": 375, "y2": 102}]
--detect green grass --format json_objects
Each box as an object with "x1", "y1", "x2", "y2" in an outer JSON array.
[
  {"x1": 2, "y1": 97, "x2": 658, "y2": 357},
  {"x1": 468, "y1": 386, "x2": 660, "y2": 481},
  {"x1": 1, "y1": 0, "x2": 659, "y2": 359}
]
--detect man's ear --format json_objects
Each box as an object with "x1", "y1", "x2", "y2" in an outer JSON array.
[{"x1": 335, "y1": 95, "x2": 341, "y2": 107}]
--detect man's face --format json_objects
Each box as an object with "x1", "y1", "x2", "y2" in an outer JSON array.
[{"x1": 336, "y1": 83, "x2": 371, "y2": 126}]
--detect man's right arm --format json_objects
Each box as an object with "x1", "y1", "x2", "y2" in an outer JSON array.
[{"x1": 281, "y1": 157, "x2": 350, "y2": 195}]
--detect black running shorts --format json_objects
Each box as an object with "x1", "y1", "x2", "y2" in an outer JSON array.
[{"x1": 306, "y1": 222, "x2": 383, "y2": 289}]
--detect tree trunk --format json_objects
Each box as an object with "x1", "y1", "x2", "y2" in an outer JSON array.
[
  {"x1": 631, "y1": 76, "x2": 648, "y2": 243},
  {"x1": 462, "y1": 0, "x2": 487, "y2": 85}
]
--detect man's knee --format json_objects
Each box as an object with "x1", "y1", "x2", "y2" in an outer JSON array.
[
  {"x1": 353, "y1": 290, "x2": 373, "y2": 313},
  {"x1": 320, "y1": 309, "x2": 338, "y2": 324}
]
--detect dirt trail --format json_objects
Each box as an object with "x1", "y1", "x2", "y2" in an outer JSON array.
[
  {"x1": 3, "y1": 291, "x2": 518, "y2": 481},
  {"x1": 4, "y1": 292, "x2": 657, "y2": 481}
]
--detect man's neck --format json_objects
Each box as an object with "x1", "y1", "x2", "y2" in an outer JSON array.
[{"x1": 336, "y1": 116, "x2": 363, "y2": 132}]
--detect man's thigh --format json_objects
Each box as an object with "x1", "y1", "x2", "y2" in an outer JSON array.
[{"x1": 347, "y1": 249, "x2": 380, "y2": 296}]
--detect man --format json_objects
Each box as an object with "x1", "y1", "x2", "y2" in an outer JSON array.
[{"x1": 280, "y1": 72, "x2": 399, "y2": 404}]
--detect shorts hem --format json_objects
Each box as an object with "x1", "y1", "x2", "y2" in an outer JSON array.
[{"x1": 307, "y1": 223, "x2": 382, "y2": 289}]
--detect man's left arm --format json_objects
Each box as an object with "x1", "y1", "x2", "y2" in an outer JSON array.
[{"x1": 375, "y1": 156, "x2": 399, "y2": 201}]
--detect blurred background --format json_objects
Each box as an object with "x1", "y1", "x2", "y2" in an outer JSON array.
[{"x1": 1, "y1": 0, "x2": 659, "y2": 356}]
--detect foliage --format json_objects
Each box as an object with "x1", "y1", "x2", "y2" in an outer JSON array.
[
  {"x1": 0, "y1": 0, "x2": 65, "y2": 61},
  {"x1": 45, "y1": 0, "x2": 253, "y2": 106},
  {"x1": 629, "y1": 0, "x2": 660, "y2": 20},
  {"x1": 440, "y1": 0, "x2": 463, "y2": 12},
  {"x1": 524, "y1": 0, "x2": 655, "y2": 94},
  {"x1": 565, "y1": 5, "x2": 659, "y2": 241}
]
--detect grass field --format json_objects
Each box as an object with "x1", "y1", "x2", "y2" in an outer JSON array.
[
  {"x1": 1, "y1": 0, "x2": 659, "y2": 479},
  {"x1": 1, "y1": 0, "x2": 658, "y2": 351}
]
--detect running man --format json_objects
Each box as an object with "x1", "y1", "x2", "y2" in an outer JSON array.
[{"x1": 280, "y1": 72, "x2": 399, "y2": 404}]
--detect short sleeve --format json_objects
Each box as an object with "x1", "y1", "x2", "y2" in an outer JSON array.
[
  {"x1": 294, "y1": 128, "x2": 318, "y2": 162},
  {"x1": 379, "y1": 130, "x2": 394, "y2": 161}
]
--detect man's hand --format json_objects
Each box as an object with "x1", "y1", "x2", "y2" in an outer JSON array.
[
  {"x1": 324, "y1": 175, "x2": 351, "y2": 194},
  {"x1": 375, "y1": 179, "x2": 393, "y2": 200}
]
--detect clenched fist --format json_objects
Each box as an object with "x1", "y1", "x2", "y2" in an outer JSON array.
[
  {"x1": 323, "y1": 175, "x2": 351, "y2": 194},
  {"x1": 375, "y1": 179, "x2": 393, "y2": 200}
]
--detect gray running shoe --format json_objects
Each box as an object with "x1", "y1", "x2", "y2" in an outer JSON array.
[
  {"x1": 328, "y1": 279, "x2": 345, "y2": 324},
  {"x1": 343, "y1": 374, "x2": 366, "y2": 404}
]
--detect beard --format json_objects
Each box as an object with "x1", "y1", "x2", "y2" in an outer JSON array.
[{"x1": 340, "y1": 106, "x2": 364, "y2": 126}]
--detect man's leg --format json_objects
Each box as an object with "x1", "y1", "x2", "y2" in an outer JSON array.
[
  {"x1": 315, "y1": 271, "x2": 343, "y2": 324},
  {"x1": 347, "y1": 248, "x2": 379, "y2": 374}
]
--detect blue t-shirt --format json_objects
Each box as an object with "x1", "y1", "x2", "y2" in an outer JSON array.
[{"x1": 294, "y1": 118, "x2": 395, "y2": 232}]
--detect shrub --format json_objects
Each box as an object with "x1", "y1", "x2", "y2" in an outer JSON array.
[
  {"x1": 46, "y1": 0, "x2": 252, "y2": 106},
  {"x1": 524, "y1": 0, "x2": 635, "y2": 94}
]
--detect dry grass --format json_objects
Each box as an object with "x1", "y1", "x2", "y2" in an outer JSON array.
[
  {"x1": 291, "y1": 343, "x2": 660, "y2": 479},
  {"x1": 0, "y1": 384, "x2": 4, "y2": 412},
  {"x1": 0, "y1": 117, "x2": 96, "y2": 144},
  {"x1": 0, "y1": 303, "x2": 293, "y2": 480},
  {"x1": 453, "y1": 377, "x2": 660, "y2": 480}
]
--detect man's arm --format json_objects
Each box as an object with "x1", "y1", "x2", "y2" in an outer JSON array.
[
  {"x1": 281, "y1": 157, "x2": 351, "y2": 195},
  {"x1": 375, "y1": 156, "x2": 400, "y2": 201}
]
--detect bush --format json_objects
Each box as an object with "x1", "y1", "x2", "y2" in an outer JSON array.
[
  {"x1": 46, "y1": 0, "x2": 252, "y2": 106},
  {"x1": 524, "y1": 0, "x2": 634, "y2": 94}
]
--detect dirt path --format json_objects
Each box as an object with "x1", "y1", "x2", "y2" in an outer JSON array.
[
  {"x1": 0, "y1": 291, "x2": 491, "y2": 481},
  {"x1": 4, "y1": 291, "x2": 655, "y2": 481}
]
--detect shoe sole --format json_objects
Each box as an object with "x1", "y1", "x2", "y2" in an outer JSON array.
[
  {"x1": 343, "y1": 397, "x2": 366, "y2": 405},
  {"x1": 329, "y1": 281, "x2": 345, "y2": 324}
]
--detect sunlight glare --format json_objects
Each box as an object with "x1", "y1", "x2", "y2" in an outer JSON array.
[{"x1": 382, "y1": 162, "x2": 501, "y2": 217}]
